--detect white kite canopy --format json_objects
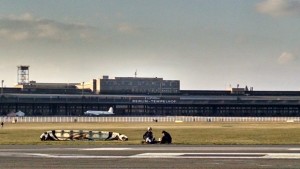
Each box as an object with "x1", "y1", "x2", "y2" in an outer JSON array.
[{"x1": 40, "y1": 130, "x2": 128, "y2": 141}]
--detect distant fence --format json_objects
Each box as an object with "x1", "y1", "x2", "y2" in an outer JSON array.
[{"x1": 1, "y1": 116, "x2": 300, "y2": 123}]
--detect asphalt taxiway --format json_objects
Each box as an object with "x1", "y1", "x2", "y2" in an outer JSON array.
[{"x1": 0, "y1": 145, "x2": 300, "y2": 169}]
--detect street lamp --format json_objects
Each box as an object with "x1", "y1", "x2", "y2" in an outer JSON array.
[
  {"x1": 1, "y1": 80, "x2": 3, "y2": 95},
  {"x1": 82, "y1": 82, "x2": 85, "y2": 96}
]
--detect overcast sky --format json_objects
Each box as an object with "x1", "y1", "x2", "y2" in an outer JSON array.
[{"x1": 1, "y1": 0, "x2": 300, "y2": 90}]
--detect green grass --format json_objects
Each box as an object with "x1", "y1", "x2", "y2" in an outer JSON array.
[{"x1": 1, "y1": 122, "x2": 300, "y2": 145}]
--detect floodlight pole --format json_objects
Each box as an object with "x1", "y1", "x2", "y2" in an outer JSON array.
[
  {"x1": 1, "y1": 80, "x2": 3, "y2": 95},
  {"x1": 82, "y1": 82, "x2": 84, "y2": 96}
]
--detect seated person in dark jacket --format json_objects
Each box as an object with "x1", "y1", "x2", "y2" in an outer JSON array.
[
  {"x1": 143, "y1": 127, "x2": 155, "y2": 144},
  {"x1": 160, "y1": 130, "x2": 172, "y2": 144}
]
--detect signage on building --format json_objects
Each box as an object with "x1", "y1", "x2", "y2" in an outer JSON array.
[{"x1": 131, "y1": 97, "x2": 178, "y2": 104}]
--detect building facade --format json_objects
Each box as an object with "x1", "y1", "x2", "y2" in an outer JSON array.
[
  {"x1": 1, "y1": 74, "x2": 300, "y2": 117},
  {"x1": 100, "y1": 76, "x2": 180, "y2": 95},
  {"x1": 1, "y1": 92, "x2": 300, "y2": 117}
]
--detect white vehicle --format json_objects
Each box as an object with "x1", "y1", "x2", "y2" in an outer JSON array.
[
  {"x1": 7, "y1": 110, "x2": 25, "y2": 117},
  {"x1": 16, "y1": 111, "x2": 25, "y2": 117},
  {"x1": 84, "y1": 107, "x2": 114, "y2": 116}
]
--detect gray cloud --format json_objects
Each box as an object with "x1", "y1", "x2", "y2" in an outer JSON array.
[
  {"x1": 0, "y1": 13, "x2": 95, "y2": 42},
  {"x1": 117, "y1": 23, "x2": 141, "y2": 34},
  {"x1": 256, "y1": 0, "x2": 300, "y2": 17}
]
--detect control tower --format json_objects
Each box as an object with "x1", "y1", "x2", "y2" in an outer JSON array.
[{"x1": 17, "y1": 65, "x2": 30, "y2": 84}]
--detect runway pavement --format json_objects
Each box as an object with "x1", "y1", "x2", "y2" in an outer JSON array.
[{"x1": 0, "y1": 145, "x2": 300, "y2": 169}]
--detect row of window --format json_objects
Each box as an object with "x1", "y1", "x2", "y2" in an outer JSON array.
[
  {"x1": 1, "y1": 104, "x2": 300, "y2": 116},
  {"x1": 101, "y1": 80, "x2": 179, "y2": 87}
]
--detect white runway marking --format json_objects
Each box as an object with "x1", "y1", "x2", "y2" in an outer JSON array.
[
  {"x1": 288, "y1": 148, "x2": 300, "y2": 151},
  {"x1": 263, "y1": 153, "x2": 300, "y2": 159},
  {"x1": 2, "y1": 152, "x2": 299, "y2": 159},
  {"x1": 132, "y1": 153, "x2": 300, "y2": 159},
  {"x1": 28, "y1": 153, "x2": 129, "y2": 159},
  {"x1": 81, "y1": 148, "x2": 132, "y2": 151}
]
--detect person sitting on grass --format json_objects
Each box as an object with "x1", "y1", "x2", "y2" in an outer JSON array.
[
  {"x1": 143, "y1": 127, "x2": 155, "y2": 144},
  {"x1": 160, "y1": 130, "x2": 172, "y2": 144}
]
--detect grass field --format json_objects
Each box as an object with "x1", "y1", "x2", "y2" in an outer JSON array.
[{"x1": 1, "y1": 122, "x2": 300, "y2": 145}]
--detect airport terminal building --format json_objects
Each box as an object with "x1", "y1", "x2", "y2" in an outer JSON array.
[
  {"x1": 100, "y1": 76, "x2": 180, "y2": 94},
  {"x1": 1, "y1": 75, "x2": 300, "y2": 117}
]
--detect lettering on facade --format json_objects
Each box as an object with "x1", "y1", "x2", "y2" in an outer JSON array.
[{"x1": 132, "y1": 99, "x2": 177, "y2": 104}]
